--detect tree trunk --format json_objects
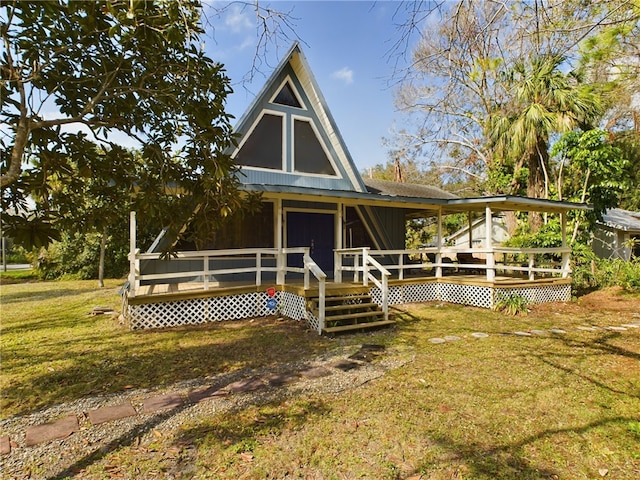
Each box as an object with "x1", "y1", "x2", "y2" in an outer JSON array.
[
  {"x1": 98, "y1": 228, "x2": 107, "y2": 288},
  {"x1": 526, "y1": 137, "x2": 549, "y2": 232}
]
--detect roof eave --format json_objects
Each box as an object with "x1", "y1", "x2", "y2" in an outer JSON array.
[{"x1": 241, "y1": 185, "x2": 590, "y2": 214}]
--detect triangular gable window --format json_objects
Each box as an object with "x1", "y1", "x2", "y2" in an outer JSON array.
[
  {"x1": 235, "y1": 113, "x2": 283, "y2": 170},
  {"x1": 273, "y1": 81, "x2": 303, "y2": 108},
  {"x1": 294, "y1": 119, "x2": 336, "y2": 175}
]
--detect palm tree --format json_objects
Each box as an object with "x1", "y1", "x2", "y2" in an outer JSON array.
[{"x1": 489, "y1": 54, "x2": 602, "y2": 230}]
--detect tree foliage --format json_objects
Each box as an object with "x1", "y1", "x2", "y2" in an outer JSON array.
[
  {"x1": 488, "y1": 53, "x2": 602, "y2": 230},
  {"x1": 391, "y1": 0, "x2": 639, "y2": 199},
  {"x1": 552, "y1": 129, "x2": 630, "y2": 218},
  {"x1": 1, "y1": 0, "x2": 257, "y2": 252}
]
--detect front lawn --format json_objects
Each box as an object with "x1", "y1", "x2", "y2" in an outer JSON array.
[{"x1": 1, "y1": 280, "x2": 639, "y2": 479}]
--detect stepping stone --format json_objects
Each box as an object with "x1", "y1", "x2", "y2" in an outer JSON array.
[
  {"x1": 444, "y1": 335, "x2": 461, "y2": 342},
  {"x1": 25, "y1": 414, "x2": 79, "y2": 446},
  {"x1": 621, "y1": 324, "x2": 640, "y2": 328},
  {"x1": 577, "y1": 326, "x2": 598, "y2": 332},
  {"x1": 299, "y1": 366, "x2": 332, "y2": 379},
  {"x1": 513, "y1": 331, "x2": 532, "y2": 337},
  {"x1": 330, "y1": 359, "x2": 361, "y2": 371},
  {"x1": 263, "y1": 371, "x2": 300, "y2": 387},
  {"x1": 143, "y1": 393, "x2": 183, "y2": 414},
  {"x1": 428, "y1": 338, "x2": 446, "y2": 344},
  {"x1": 0, "y1": 435, "x2": 10, "y2": 455},
  {"x1": 549, "y1": 329, "x2": 567, "y2": 334},
  {"x1": 361, "y1": 344, "x2": 386, "y2": 352},
  {"x1": 188, "y1": 385, "x2": 228, "y2": 403},
  {"x1": 471, "y1": 332, "x2": 489, "y2": 338},
  {"x1": 88, "y1": 402, "x2": 137, "y2": 425},
  {"x1": 605, "y1": 326, "x2": 627, "y2": 331},
  {"x1": 349, "y1": 351, "x2": 372, "y2": 361},
  {"x1": 349, "y1": 345, "x2": 385, "y2": 362},
  {"x1": 530, "y1": 330, "x2": 547, "y2": 335},
  {"x1": 226, "y1": 377, "x2": 266, "y2": 394}
]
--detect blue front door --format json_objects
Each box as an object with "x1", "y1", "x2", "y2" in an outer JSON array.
[{"x1": 286, "y1": 211, "x2": 335, "y2": 275}]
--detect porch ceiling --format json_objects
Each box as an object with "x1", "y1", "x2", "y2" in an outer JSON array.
[{"x1": 241, "y1": 183, "x2": 591, "y2": 215}]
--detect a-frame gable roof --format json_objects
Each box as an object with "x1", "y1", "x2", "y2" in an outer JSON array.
[{"x1": 231, "y1": 43, "x2": 367, "y2": 193}]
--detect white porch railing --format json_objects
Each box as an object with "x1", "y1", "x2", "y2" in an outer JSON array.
[
  {"x1": 334, "y1": 247, "x2": 391, "y2": 321},
  {"x1": 128, "y1": 246, "x2": 327, "y2": 332},
  {"x1": 128, "y1": 244, "x2": 570, "y2": 333},
  {"x1": 334, "y1": 246, "x2": 572, "y2": 284}
]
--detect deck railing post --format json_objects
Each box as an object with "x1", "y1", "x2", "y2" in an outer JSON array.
[
  {"x1": 203, "y1": 255, "x2": 210, "y2": 290},
  {"x1": 561, "y1": 213, "x2": 570, "y2": 278},
  {"x1": 133, "y1": 249, "x2": 140, "y2": 294},
  {"x1": 256, "y1": 252, "x2": 262, "y2": 287},
  {"x1": 381, "y1": 272, "x2": 389, "y2": 321},
  {"x1": 561, "y1": 250, "x2": 571, "y2": 279},
  {"x1": 318, "y1": 277, "x2": 326, "y2": 334},
  {"x1": 128, "y1": 211, "x2": 137, "y2": 298},
  {"x1": 353, "y1": 252, "x2": 359, "y2": 283},
  {"x1": 303, "y1": 250, "x2": 310, "y2": 290},
  {"x1": 334, "y1": 250, "x2": 342, "y2": 283},
  {"x1": 486, "y1": 252, "x2": 495, "y2": 281},
  {"x1": 436, "y1": 207, "x2": 443, "y2": 278},
  {"x1": 398, "y1": 254, "x2": 404, "y2": 280},
  {"x1": 362, "y1": 247, "x2": 369, "y2": 287},
  {"x1": 485, "y1": 205, "x2": 495, "y2": 281},
  {"x1": 276, "y1": 249, "x2": 285, "y2": 285},
  {"x1": 528, "y1": 254, "x2": 535, "y2": 281}
]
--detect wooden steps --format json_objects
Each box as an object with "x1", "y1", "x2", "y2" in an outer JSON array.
[{"x1": 308, "y1": 293, "x2": 395, "y2": 335}]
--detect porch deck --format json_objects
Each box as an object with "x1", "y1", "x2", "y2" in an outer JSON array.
[
  {"x1": 124, "y1": 270, "x2": 571, "y2": 333},
  {"x1": 129, "y1": 273, "x2": 569, "y2": 301}
]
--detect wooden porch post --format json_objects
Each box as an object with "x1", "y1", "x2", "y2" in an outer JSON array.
[
  {"x1": 335, "y1": 203, "x2": 343, "y2": 282},
  {"x1": 485, "y1": 205, "x2": 495, "y2": 281},
  {"x1": 275, "y1": 198, "x2": 285, "y2": 285},
  {"x1": 436, "y1": 207, "x2": 443, "y2": 278},
  {"x1": 128, "y1": 211, "x2": 137, "y2": 298},
  {"x1": 561, "y1": 212, "x2": 570, "y2": 278},
  {"x1": 468, "y1": 212, "x2": 473, "y2": 248}
]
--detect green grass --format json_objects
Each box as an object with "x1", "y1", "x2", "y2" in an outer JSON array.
[
  {"x1": 0, "y1": 279, "x2": 332, "y2": 417},
  {"x1": 0, "y1": 268, "x2": 38, "y2": 283},
  {"x1": 2, "y1": 280, "x2": 639, "y2": 479}
]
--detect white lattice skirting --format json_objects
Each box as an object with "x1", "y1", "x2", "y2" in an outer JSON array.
[
  {"x1": 370, "y1": 282, "x2": 570, "y2": 310},
  {"x1": 494, "y1": 284, "x2": 571, "y2": 305},
  {"x1": 125, "y1": 282, "x2": 571, "y2": 330},
  {"x1": 125, "y1": 290, "x2": 309, "y2": 330}
]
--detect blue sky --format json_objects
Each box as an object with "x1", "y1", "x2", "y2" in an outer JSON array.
[{"x1": 203, "y1": 1, "x2": 419, "y2": 173}]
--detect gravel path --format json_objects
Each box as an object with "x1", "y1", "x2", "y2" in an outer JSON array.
[{"x1": 0, "y1": 343, "x2": 415, "y2": 480}]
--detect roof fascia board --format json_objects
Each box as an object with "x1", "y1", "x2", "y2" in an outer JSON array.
[
  {"x1": 241, "y1": 184, "x2": 590, "y2": 214},
  {"x1": 443, "y1": 196, "x2": 591, "y2": 214},
  {"x1": 289, "y1": 47, "x2": 367, "y2": 193},
  {"x1": 241, "y1": 184, "x2": 444, "y2": 212},
  {"x1": 232, "y1": 43, "x2": 300, "y2": 133}
]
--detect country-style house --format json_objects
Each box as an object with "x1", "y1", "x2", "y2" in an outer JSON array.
[{"x1": 123, "y1": 44, "x2": 589, "y2": 334}]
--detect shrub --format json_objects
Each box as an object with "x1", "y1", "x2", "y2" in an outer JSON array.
[
  {"x1": 572, "y1": 256, "x2": 640, "y2": 294},
  {"x1": 35, "y1": 231, "x2": 130, "y2": 280},
  {"x1": 493, "y1": 292, "x2": 530, "y2": 316}
]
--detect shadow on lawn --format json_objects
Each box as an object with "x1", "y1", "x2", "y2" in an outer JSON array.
[
  {"x1": 532, "y1": 331, "x2": 640, "y2": 399},
  {"x1": 45, "y1": 375, "x2": 330, "y2": 479},
  {"x1": 2, "y1": 318, "x2": 331, "y2": 417},
  {"x1": 412, "y1": 415, "x2": 638, "y2": 480},
  {"x1": 0, "y1": 287, "x2": 100, "y2": 307}
]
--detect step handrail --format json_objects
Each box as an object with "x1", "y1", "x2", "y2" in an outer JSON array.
[
  {"x1": 362, "y1": 250, "x2": 390, "y2": 321},
  {"x1": 304, "y1": 252, "x2": 326, "y2": 334}
]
